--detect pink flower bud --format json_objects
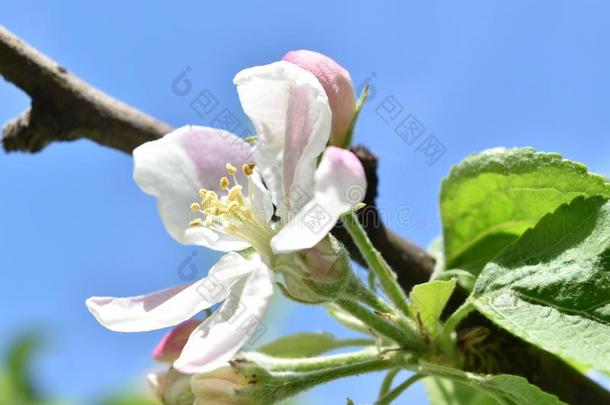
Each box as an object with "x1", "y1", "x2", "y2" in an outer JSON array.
[
  {"x1": 153, "y1": 320, "x2": 201, "y2": 363},
  {"x1": 283, "y1": 50, "x2": 356, "y2": 147}
]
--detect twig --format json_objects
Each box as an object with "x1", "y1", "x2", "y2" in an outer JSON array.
[{"x1": 0, "y1": 25, "x2": 172, "y2": 153}]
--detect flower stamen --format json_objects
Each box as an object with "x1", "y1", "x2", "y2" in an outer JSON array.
[
  {"x1": 220, "y1": 176, "x2": 230, "y2": 190},
  {"x1": 188, "y1": 162, "x2": 274, "y2": 255},
  {"x1": 189, "y1": 218, "x2": 204, "y2": 227},
  {"x1": 226, "y1": 163, "x2": 237, "y2": 176},
  {"x1": 242, "y1": 163, "x2": 255, "y2": 176}
]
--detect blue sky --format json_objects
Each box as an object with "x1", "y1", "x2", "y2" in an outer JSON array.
[{"x1": 1, "y1": 1, "x2": 610, "y2": 403}]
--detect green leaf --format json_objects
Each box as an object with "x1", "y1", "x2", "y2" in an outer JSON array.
[
  {"x1": 258, "y1": 332, "x2": 371, "y2": 358},
  {"x1": 424, "y1": 376, "x2": 497, "y2": 405},
  {"x1": 409, "y1": 279, "x2": 456, "y2": 336},
  {"x1": 441, "y1": 147, "x2": 610, "y2": 276},
  {"x1": 420, "y1": 362, "x2": 567, "y2": 405},
  {"x1": 472, "y1": 196, "x2": 610, "y2": 372}
]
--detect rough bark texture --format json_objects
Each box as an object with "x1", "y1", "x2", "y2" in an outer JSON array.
[
  {"x1": 1, "y1": 25, "x2": 607, "y2": 405},
  {"x1": 0, "y1": 26, "x2": 171, "y2": 153}
]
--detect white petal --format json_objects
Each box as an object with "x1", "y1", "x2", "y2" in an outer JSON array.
[
  {"x1": 283, "y1": 50, "x2": 356, "y2": 148},
  {"x1": 234, "y1": 61, "x2": 331, "y2": 217},
  {"x1": 248, "y1": 169, "x2": 274, "y2": 224},
  {"x1": 271, "y1": 147, "x2": 367, "y2": 253},
  {"x1": 86, "y1": 252, "x2": 255, "y2": 332},
  {"x1": 133, "y1": 125, "x2": 252, "y2": 251},
  {"x1": 173, "y1": 256, "x2": 275, "y2": 374}
]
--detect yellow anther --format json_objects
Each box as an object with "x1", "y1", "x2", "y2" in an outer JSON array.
[
  {"x1": 189, "y1": 218, "x2": 204, "y2": 227},
  {"x1": 205, "y1": 191, "x2": 218, "y2": 204},
  {"x1": 220, "y1": 176, "x2": 230, "y2": 190},
  {"x1": 198, "y1": 189, "x2": 208, "y2": 199},
  {"x1": 190, "y1": 202, "x2": 201, "y2": 212},
  {"x1": 242, "y1": 163, "x2": 255, "y2": 176},
  {"x1": 226, "y1": 163, "x2": 237, "y2": 175},
  {"x1": 227, "y1": 185, "x2": 243, "y2": 202}
]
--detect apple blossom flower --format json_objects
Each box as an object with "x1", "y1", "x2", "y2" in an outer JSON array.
[
  {"x1": 283, "y1": 50, "x2": 357, "y2": 148},
  {"x1": 86, "y1": 59, "x2": 366, "y2": 374}
]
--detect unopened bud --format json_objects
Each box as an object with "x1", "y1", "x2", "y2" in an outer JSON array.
[
  {"x1": 191, "y1": 360, "x2": 270, "y2": 405},
  {"x1": 148, "y1": 368, "x2": 194, "y2": 405},
  {"x1": 153, "y1": 320, "x2": 201, "y2": 363},
  {"x1": 283, "y1": 50, "x2": 356, "y2": 148}
]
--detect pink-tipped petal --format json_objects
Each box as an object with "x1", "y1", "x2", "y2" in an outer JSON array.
[
  {"x1": 86, "y1": 252, "x2": 254, "y2": 332},
  {"x1": 133, "y1": 125, "x2": 252, "y2": 251},
  {"x1": 284, "y1": 50, "x2": 356, "y2": 148},
  {"x1": 271, "y1": 147, "x2": 366, "y2": 253},
  {"x1": 153, "y1": 319, "x2": 201, "y2": 362},
  {"x1": 234, "y1": 61, "x2": 331, "y2": 217}
]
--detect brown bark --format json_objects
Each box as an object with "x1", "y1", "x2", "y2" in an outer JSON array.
[{"x1": 0, "y1": 25, "x2": 171, "y2": 153}]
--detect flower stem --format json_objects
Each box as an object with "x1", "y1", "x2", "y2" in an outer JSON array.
[
  {"x1": 242, "y1": 348, "x2": 416, "y2": 403},
  {"x1": 344, "y1": 274, "x2": 424, "y2": 350},
  {"x1": 246, "y1": 347, "x2": 402, "y2": 372},
  {"x1": 345, "y1": 273, "x2": 396, "y2": 314},
  {"x1": 378, "y1": 368, "x2": 401, "y2": 397},
  {"x1": 375, "y1": 373, "x2": 425, "y2": 405},
  {"x1": 342, "y1": 211, "x2": 412, "y2": 316},
  {"x1": 336, "y1": 299, "x2": 425, "y2": 352}
]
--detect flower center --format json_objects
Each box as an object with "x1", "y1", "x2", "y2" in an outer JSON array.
[{"x1": 189, "y1": 163, "x2": 274, "y2": 256}]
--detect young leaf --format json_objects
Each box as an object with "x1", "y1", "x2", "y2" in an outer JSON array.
[
  {"x1": 472, "y1": 196, "x2": 610, "y2": 372},
  {"x1": 409, "y1": 279, "x2": 456, "y2": 336},
  {"x1": 258, "y1": 332, "x2": 371, "y2": 358},
  {"x1": 441, "y1": 148, "x2": 610, "y2": 276},
  {"x1": 420, "y1": 362, "x2": 567, "y2": 405}
]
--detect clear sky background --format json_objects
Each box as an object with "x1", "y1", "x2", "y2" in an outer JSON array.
[{"x1": 1, "y1": 1, "x2": 610, "y2": 404}]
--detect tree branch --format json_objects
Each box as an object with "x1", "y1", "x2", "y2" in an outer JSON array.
[
  {"x1": 1, "y1": 26, "x2": 608, "y2": 405},
  {"x1": 0, "y1": 25, "x2": 171, "y2": 153}
]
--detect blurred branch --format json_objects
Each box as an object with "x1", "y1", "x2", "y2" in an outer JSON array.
[
  {"x1": 1, "y1": 26, "x2": 608, "y2": 405},
  {"x1": 0, "y1": 25, "x2": 171, "y2": 153}
]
